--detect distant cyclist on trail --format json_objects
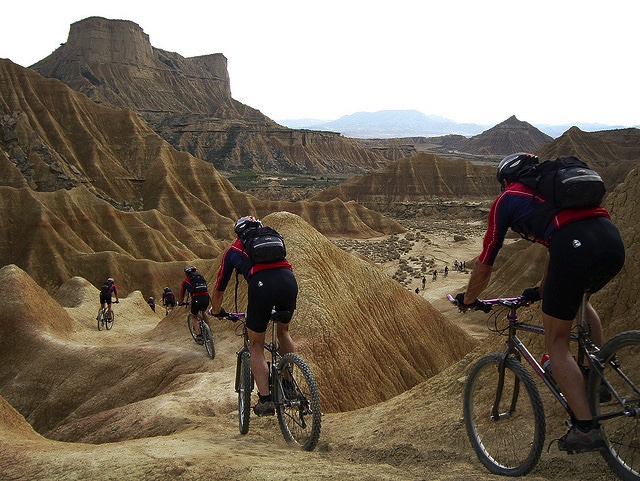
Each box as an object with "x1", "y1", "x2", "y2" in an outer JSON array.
[
  {"x1": 161, "y1": 287, "x2": 176, "y2": 315},
  {"x1": 455, "y1": 152, "x2": 625, "y2": 453},
  {"x1": 180, "y1": 265, "x2": 211, "y2": 344},
  {"x1": 147, "y1": 296, "x2": 156, "y2": 312},
  {"x1": 97, "y1": 277, "x2": 119, "y2": 320},
  {"x1": 209, "y1": 216, "x2": 298, "y2": 417}
]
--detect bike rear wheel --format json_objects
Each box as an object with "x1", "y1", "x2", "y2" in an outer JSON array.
[
  {"x1": 105, "y1": 310, "x2": 114, "y2": 330},
  {"x1": 589, "y1": 330, "x2": 640, "y2": 481},
  {"x1": 97, "y1": 310, "x2": 104, "y2": 331},
  {"x1": 463, "y1": 354, "x2": 546, "y2": 477},
  {"x1": 201, "y1": 322, "x2": 215, "y2": 359},
  {"x1": 275, "y1": 353, "x2": 321, "y2": 451},
  {"x1": 238, "y1": 351, "x2": 252, "y2": 434}
]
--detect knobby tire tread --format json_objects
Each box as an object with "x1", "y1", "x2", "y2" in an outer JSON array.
[
  {"x1": 276, "y1": 353, "x2": 321, "y2": 451},
  {"x1": 238, "y1": 351, "x2": 252, "y2": 434},
  {"x1": 463, "y1": 354, "x2": 545, "y2": 477},
  {"x1": 589, "y1": 330, "x2": 640, "y2": 481},
  {"x1": 202, "y1": 322, "x2": 215, "y2": 359}
]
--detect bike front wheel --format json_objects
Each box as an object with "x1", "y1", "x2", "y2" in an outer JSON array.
[
  {"x1": 201, "y1": 322, "x2": 215, "y2": 360},
  {"x1": 589, "y1": 330, "x2": 640, "y2": 481},
  {"x1": 187, "y1": 314, "x2": 198, "y2": 342},
  {"x1": 238, "y1": 351, "x2": 252, "y2": 434},
  {"x1": 463, "y1": 354, "x2": 546, "y2": 477},
  {"x1": 275, "y1": 353, "x2": 321, "y2": 451}
]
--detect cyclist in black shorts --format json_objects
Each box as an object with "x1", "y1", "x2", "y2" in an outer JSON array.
[
  {"x1": 456, "y1": 153, "x2": 625, "y2": 453},
  {"x1": 180, "y1": 265, "x2": 211, "y2": 343},
  {"x1": 209, "y1": 216, "x2": 298, "y2": 417},
  {"x1": 97, "y1": 277, "x2": 119, "y2": 320},
  {"x1": 161, "y1": 287, "x2": 176, "y2": 314}
]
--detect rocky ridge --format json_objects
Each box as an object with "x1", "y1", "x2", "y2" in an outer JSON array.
[{"x1": 31, "y1": 17, "x2": 395, "y2": 175}]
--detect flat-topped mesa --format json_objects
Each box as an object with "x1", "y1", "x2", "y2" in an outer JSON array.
[
  {"x1": 66, "y1": 16, "x2": 155, "y2": 65},
  {"x1": 32, "y1": 16, "x2": 233, "y2": 113}
]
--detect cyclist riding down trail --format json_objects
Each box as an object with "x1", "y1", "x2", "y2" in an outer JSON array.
[
  {"x1": 97, "y1": 277, "x2": 119, "y2": 321},
  {"x1": 455, "y1": 153, "x2": 625, "y2": 453},
  {"x1": 180, "y1": 265, "x2": 211, "y2": 344},
  {"x1": 209, "y1": 216, "x2": 298, "y2": 417}
]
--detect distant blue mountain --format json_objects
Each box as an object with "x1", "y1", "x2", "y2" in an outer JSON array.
[{"x1": 277, "y1": 110, "x2": 634, "y2": 139}]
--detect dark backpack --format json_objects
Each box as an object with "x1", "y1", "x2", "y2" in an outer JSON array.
[
  {"x1": 189, "y1": 273, "x2": 208, "y2": 293},
  {"x1": 239, "y1": 226, "x2": 287, "y2": 274},
  {"x1": 513, "y1": 156, "x2": 606, "y2": 240}
]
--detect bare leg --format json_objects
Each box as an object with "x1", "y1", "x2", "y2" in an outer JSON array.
[
  {"x1": 583, "y1": 295, "x2": 602, "y2": 347},
  {"x1": 543, "y1": 312, "x2": 592, "y2": 420},
  {"x1": 248, "y1": 329, "x2": 269, "y2": 396},
  {"x1": 277, "y1": 322, "x2": 295, "y2": 356},
  {"x1": 191, "y1": 314, "x2": 201, "y2": 335}
]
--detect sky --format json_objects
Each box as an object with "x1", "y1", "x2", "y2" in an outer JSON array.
[{"x1": 2, "y1": 0, "x2": 639, "y2": 127}]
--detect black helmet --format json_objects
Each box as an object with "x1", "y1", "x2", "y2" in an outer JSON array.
[
  {"x1": 234, "y1": 215, "x2": 262, "y2": 236},
  {"x1": 184, "y1": 265, "x2": 196, "y2": 274},
  {"x1": 496, "y1": 153, "x2": 539, "y2": 186}
]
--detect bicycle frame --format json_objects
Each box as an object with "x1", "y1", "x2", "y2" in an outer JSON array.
[
  {"x1": 232, "y1": 313, "x2": 283, "y2": 393},
  {"x1": 467, "y1": 294, "x2": 625, "y2": 424}
]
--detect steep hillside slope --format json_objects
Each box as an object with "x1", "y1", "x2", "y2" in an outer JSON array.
[
  {"x1": 0, "y1": 58, "x2": 404, "y2": 296},
  {"x1": 310, "y1": 153, "x2": 500, "y2": 212},
  {"x1": 536, "y1": 126, "x2": 640, "y2": 191},
  {"x1": 461, "y1": 115, "x2": 553, "y2": 156}
]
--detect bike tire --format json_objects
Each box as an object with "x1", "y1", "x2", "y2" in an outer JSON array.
[
  {"x1": 238, "y1": 351, "x2": 252, "y2": 434},
  {"x1": 202, "y1": 322, "x2": 215, "y2": 360},
  {"x1": 275, "y1": 353, "x2": 321, "y2": 451},
  {"x1": 105, "y1": 311, "x2": 114, "y2": 330},
  {"x1": 187, "y1": 313, "x2": 198, "y2": 342},
  {"x1": 463, "y1": 353, "x2": 546, "y2": 477},
  {"x1": 589, "y1": 330, "x2": 640, "y2": 481},
  {"x1": 97, "y1": 311, "x2": 104, "y2": 331}
]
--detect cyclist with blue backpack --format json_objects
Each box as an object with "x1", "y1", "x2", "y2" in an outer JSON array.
[
  {"x1": 209, "y1": 216, "x2": 298, "y2": 417},
  {"x1": 456, "y1": 152, "x2": 625, "y2": 453},
  {"x1": 180, "y1": 265, "x2": 211, "y2": 344}
]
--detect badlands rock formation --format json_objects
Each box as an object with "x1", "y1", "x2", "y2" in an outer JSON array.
[
  {"x1": 1, "y1": 58, "x2": 404, "y2": 295},
  {"x1": 31, "y1": 17, "x2": 394, "y2": 174}
]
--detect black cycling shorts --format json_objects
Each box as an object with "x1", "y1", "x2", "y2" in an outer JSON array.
[
  {"x1": 99, "y1": 292, "x2": 112, "y2": 305},
  {"x1": 543, "y1": 217, "x2": 625, "y2": 320},
  {"x1": 191, "y1": 294, "x2": 210, "y2": 315},
  {"x1": 246, "y1": 268, "x2": 298, "y2": 333}
]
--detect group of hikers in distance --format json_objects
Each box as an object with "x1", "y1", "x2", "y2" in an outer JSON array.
[{"x1": 95, "y1": 151, "x2": 625, "y2": 455}]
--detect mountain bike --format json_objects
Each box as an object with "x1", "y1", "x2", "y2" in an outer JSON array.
[
  {"x1": 448, "y1": 293, "x2": 640, "y2": 480},
  {"x1": 223, "y1": 310, "x2": 322, "y2": 451},
  {"x1": 182, "y1": 302, "x2": 215, "y2": 359},
  {"x1": 97, "y1": 302, "x2": 116, "y2": 331}
]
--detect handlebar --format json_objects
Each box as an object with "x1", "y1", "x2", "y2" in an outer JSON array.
[
  {"x1": 222, "y1": 312, "x2": 245, "y2": 322},
  {"x1": 447, "y1": 294, "x2": 529, "y2": 312}
]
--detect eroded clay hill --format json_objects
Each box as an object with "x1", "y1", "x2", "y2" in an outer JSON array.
[
  {"x1": 310, "y1": 153, "x2": 500, "y2": 212},
  {"x1": 537, "y1": 126, "x2": 640, "y2": 191},
  {"x1": 0, "y1": 58, "x2": 404, "y2": 295}
]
